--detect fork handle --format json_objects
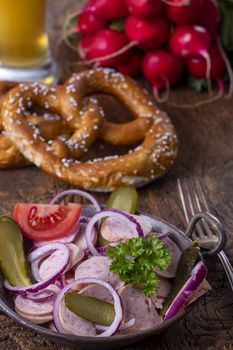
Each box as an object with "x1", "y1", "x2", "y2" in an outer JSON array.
[{"x1": 217, "y1": 250, "x2": 233, "y2": 291}]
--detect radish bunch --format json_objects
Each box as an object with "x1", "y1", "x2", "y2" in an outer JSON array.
[{"x1": 68, "y1": 0, "x2": 232, "y2": 102}]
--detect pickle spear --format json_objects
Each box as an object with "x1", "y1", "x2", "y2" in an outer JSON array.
[
  {"x1": 65, "y1": 292, "x2": 115, "y2": 326},
  {"x1": 106, "y1": 186, "x2": 138, "y2": 214},
  {"x1": 0, "y1": 216, "x2": 31, "y2": 286},
  {"x1": 161, "y1": 242, "x2": 200, "y2": 315},
  {"x1": 99, "y1": 186, "x2": 138, "y2": 246}
]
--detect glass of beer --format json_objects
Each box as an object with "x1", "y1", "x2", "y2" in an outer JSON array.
[{"x1": 0, "y1": 0, "x2": 59, "y2": 83}]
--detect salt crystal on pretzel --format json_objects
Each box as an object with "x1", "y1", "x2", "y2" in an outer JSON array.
[{"x1": 0, "y1": 82, "x2": 72, "y2": 168}]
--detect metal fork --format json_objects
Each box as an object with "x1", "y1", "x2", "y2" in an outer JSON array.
[{"x1": 177, "y1": 177, "x2": 233, "y2": 291}]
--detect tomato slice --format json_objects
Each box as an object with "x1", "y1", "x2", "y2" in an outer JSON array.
[{"x1": 13, "y1": 203, "x2": 82, "y2": 242}]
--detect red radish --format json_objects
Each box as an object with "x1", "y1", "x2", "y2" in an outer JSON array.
[
  {"x1": 77, "y1": 12, "x2": 108, "y2": 37},
  {"x1": 126, "y1": 0, "x2": 162, "y2": 18},
  {"x1": 142, "y1": 49, "x2": 184, "y2": 88},
  {"x1": 83, "y1": 29, "x2": 130, "y2": 67},
  {"x1": 197, "y1": 0, "x2": 220, "y2": 37},
  {"x1": 196, "y1": 0, "x2": 233, "y2": 98},
  {"x1": 78, "y1": 17, "x2": 170, "y2": 66},
  {"x1": 169, "y1": 25, "x2": 211, "y2": 58},
  {"x1": 167, "y1": 36, "x2": 228, "y2": 108},
  {"x1": 125, "y1": 16, "x2": 170, "y2": 50},
  {"x1": 142, "y1": 49, "x2": 184, "y2": 101},
  {"x1": 84, "y1": 0, "x2": 129, "y2": 19},
  {"x1": 187, "y1": 44, "x2": 226, "y2": 81},
  {"x1": 197, "y1": 0, "x2": 233, "y2": 97},
  {"x1": 78, "y1": 36, "x2": 95, "y2": 60},
  {"x1": 165, "y1": 0, "x2": 201, "y2": 25},
  {"x1": 117, "y1": 49, "x2": 142, "y2": 77},
  {"x1": 169, "y1": 25, "x2": 212, "y2": 94}
]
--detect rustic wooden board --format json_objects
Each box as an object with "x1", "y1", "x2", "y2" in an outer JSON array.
[{"x1": 0, "y1": 0, "x2": 232, "y2": 349}]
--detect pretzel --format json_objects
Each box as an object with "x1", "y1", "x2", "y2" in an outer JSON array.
[
  {"x1": 2, "y1": 68, "x2": 178, "y2": 191},
  {"x1": 0, "y1": 83, "x2": 73, "y2": 168},
  {"x1": 0, "y1": 69, "x2": 153, "y2": 169},
  {"x1": 0, "y1": 70, "x2": 156, "y2": 168},
  {"x1": 63, "y1": 70, "x2": 154, "y2": 146}
]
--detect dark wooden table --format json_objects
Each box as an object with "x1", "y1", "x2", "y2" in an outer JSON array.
[{"x1": 0, "y1": 1, "x2": 232, "y2": 349}]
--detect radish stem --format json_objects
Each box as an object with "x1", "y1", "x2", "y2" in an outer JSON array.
[
  {"x1": 71, "y1": 41, "x2": 137, "y2": 66},
  {"x1": 216, "y1": 38, "x2": 233, "y2": 99},
  {"x1": 202, "y1": 52, "x2": 212, "y2": 97},
  {"x1": 166, "y1": 89, "x2": 223, "y2": 108},
  {"x1": 153, "y1": 77, "x2": 170, "y2": 103}
]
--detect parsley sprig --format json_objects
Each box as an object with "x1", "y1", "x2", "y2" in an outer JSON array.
[{"x1": 107, "y1": 236, "x2": 171, "y2": 297}]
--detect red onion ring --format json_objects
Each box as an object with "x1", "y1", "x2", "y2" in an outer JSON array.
[
  {"x1": 74, "y1": 221, "x2": 97, "y2": 255},
  {"x1": 5, "y1": 243, "x2": 70, "y2": 295},
  {"x1": 97, "y1": 243, "x2": 118, "y2": 255},
  {"x1": 145, "y1": 217, "x2": 170, "y2": 239},
  {"x1": 85, "y1": 209, "x2": 144, "y2": 256},
  {"x1": 33, "y1": 223, "x2": 81, "y2": 248},
  {"x1": 28, "y1": 243, "x2": 71, "y2": 283},
  {"x1": 30, "y1": 258, "x2": 43, "y2": 282},
  {"x1": 106, "y1": 209, "x2": 144, "y2": 237},
  {"x1": 60, "y1": 275, "x2": 66, "y2": 288},
  {"x1": 24, "y1": 289, "x2": 56, "y2": 303},
  {"x1": 95, "y1": 318, "x2": 135, "y2": 331},
  {"x1": 163, "y1": 261, "x2": 207, "y2": 321},
  {"x1": 49, "y1": 189, "x2": 101, "y2": 212},
  {"x1": 157, "y1": 232, "x2": 169, "y2": 240},
  {"x1": 53, "y1": 277, "x2": 123, "y2": 337},
  {"x1": 55, "y1": 280, "x2": 63, "y2": 289}
]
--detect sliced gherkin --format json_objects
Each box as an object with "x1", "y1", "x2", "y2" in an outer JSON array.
[
  {"x1": 65, "y1": 292, "x2": 115, "y2": 326},
  {"x1": 161, "y1": 242, "x2": 200, "y2": 315},
  {"x1": 106, "y1": 186, "x2": 138, "y2": 214},
  {"x1": 0, "y1": 216, "x2": 31, "y2": 287}
]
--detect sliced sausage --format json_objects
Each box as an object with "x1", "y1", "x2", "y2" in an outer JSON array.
[
  {"x1": 151, "y1": 297, "x2": 164, "y2": 310},
  {"x1": 15, "y1": 293, "x2": 55, "y2": 324},
  {"x1": 58, "y1": 300, "x2": 96, "y2": 336},
  {"x1": 75, "y1": 256, "x2": 124, "y2": 291},
  {"x1": 157, "y1": 278, "x2": 172, "y2": 298},
  {"x1": 155, "y1": 237, "x2": 182, "y2": 278},
  {"x1": 118, "y1": 285, "x2": 162, "y2": 331},
  {"x1": 39, "y1": 244, "x2": 84, "y2": 281},
  {"x1": 67, "y1": 243, "x2": 84, "y2": 269},
  {"x1": 74, "y1": 223, "x2": 97, "y2": 252},
  {"x1": 80, "y1": 284, "x2": 113, "y2": 304},
  {"x1": 15, "y1": 295, "x2": 54, "y2": 317},
  {"x1": 150, "y1": 278, "x2": 172, "y2": 310},
  {"x1": 16, "y1": 309, "x2": 53, "y2": 324},
  {"x1": 100, "y1": 214, "x2": 152, "y2": 242},
  {"x1": 74, "y1": 230, "x2": 87, "y2": 251}
]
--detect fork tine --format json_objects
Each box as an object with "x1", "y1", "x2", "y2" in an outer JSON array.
[
  {"x1": 177, "y1": 178, "x2": 198, "y2": 240},
  {"x1": 189, "y1": 177, "x2": 202, "y2": 213},
  {"x1": 194, "y1": 178, "x2": 217, "y2": 239},
  {"x1": 190, "y1": 178, "x2": 202, "y2": 212},
  {"x1": 195, "y1": 179, "x2": 211, "y2": 212},
  {"x1": 177, "y1": 178, "x2": 190, "y2": 225},
  {"x1": 178, "y1": 177, "x2": 210, "y2": 240},
  {"x1": 185, "y1": 178, "x2": 196, "y2": 216},
  {"x1": 187, "y1": 178, "x2": 208, "y2": 240}
]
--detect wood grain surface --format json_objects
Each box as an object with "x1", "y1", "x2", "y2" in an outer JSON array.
[{"x1": 0, "y1": 0, "x2": 232, "y2": 349}]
